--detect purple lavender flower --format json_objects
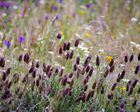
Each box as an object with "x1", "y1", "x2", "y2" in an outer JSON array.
[
  {"x1": 21, "y1": 12, "x2": 25, "y2": 17},
  {"x1": 18, "y1": 35, "x2": 24, "y2": 43},
  {"x1": 57, "y1": 0, "x2": 63, "y2": 3},
  {"x1": 53, "y1": 5, "x2": 58, "y2": 11},
  {"x1": 86, "y1": 2, "x2": 92, "y2": 8},
  {"x1": 45, "y1": 15, "x2": 49, "y2": 20},
  {"x1": 4, "y1": 40, "x2": 11, "y2": 48}
]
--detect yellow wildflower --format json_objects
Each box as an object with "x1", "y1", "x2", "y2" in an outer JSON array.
[
  {"x1": 120, "y1": 86, "x2": 126, "y2": 91},
  {"x1": 84, "y1": 32, "x2": 91, "y2": 37},
  {"x1": 106, "y1": 55, "x2": 113, "y2": 62},
  {"x1": 115, "y1": 86, "x2": 119, "y2": 89},
  {"x1": 78, "y1": 10, "x2": 85, "y2": 15}
]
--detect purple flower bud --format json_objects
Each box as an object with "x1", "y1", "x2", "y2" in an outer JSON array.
[
  {"x1": 18, "y1": 35, "x2": 24, "y2": 43},
  {"x1": 36, "y1": 61, "x2": 40, "y2": 68},
  {"x1": 45, "y1": 15, "x2": 49, "y2": 20},
  {"x1": 74, "y1": 38, "x2": 82, "y2": 47},
  {"x1": 57, "y1": 33, "x2": 61, "y2": 39},
  {"x1": 59, "y1": 68, "x2": 63, "y2": 76},
  {"x1": 124, "y1": 55, "x2": 128, "y2": 63},
  {"x1": 120, "y1": 101, "x2": 126, "y2": 108},
  {"x1": 53, "y1": 5, "x2": 58, "y2": 11},
  {"x1": 61, "y1": 76, "x2": 67, "y2": 86},
  {"x1": 83, "y1": 77, "x2": 89, "y2": 85},
  {"x1": 111, "y1": 83, "x2": 117, "y2": 91},
  {"x1": 88, "y1": 66, "x2": 93, "y2": 76},
  {"x1": 86, "y1": 65, "x2": 90, "y2": 73},
  {"x1": 108, "y1": 93, "x2": 113, "y2": 100},
  {"x1": 69, "y1": 50, "x2": 74, "y2": 59},
  {"x1": 132, "y1": 100, "x2": 137, "y2": 107},
  {"x1": 110, "y1": 65, "x2": 115, "y2": 72},
  {"x1": 4, "y1": 40, "x2": 11, "y2": 48},
  {"x1": 83, "y1": 84, "x2": 88, "y2": 91},
  {"x1": 109, "y1": 59, "x2": 114, "y2": 67},
  {"x1": 135, "y1": 65, "x2": 139, "y2": 74},
  {"x1": 6, "y1": 67, "x2": 11, "y2": 75},
  {"x1": 2, "y1": 72, "x2": 7, "y2": 81},
  {"x1": 74, "y1": 64, "x2": 77, "y2": 71},
  {"x1": 86, "y1": 90, "x2": 94, "y2": 101},
  {"x1": 24, "y1": 53, "x2": 30, "y2": 64},
  {"x1": 66, "y1": 42, "x2": 71, "y2": 50},
  {"x1": 32, "y1": 70, "x2": 36, "y2": 78},
  {"x1": 66, "y1": 52, "x2": 70, "y2": 60},
  {"x1": 69, "y1": 72, "x2": 73, "y2": 78},
  {"x1": 1, "y1": 90, "x2": 11, "y2": 100},
  {"x1": 101, "y1": 86, "x2": 104, "y2": 94},
  {"x1": 137, "y1": 107, "x2": 140, "y2": 112},
  {"x1": 104, "y1": 69, "x2": 109, "y2": 78},
  {"x1": 96, "y1": 55, "x2": 100, "y2": 66},
  {"x1": 138, "y1": 53, "x2": 140, "y2": 61},
  {"x1": 128, "y1": 87, "x2": 133, "y2": 96},
  {"x1": 129, "y1": 54, "x2": 134, "y2": 62},
  {"x1": 63, "y1": 42, "x2": 67, "y2": 51},
  {"x1": 0, "y1": 57, "x2": 5, "y2": 68},
  {"x1": 92, "y1": 81, "x2": 97, "y2": 90},
  {"x1": 59, "y1": 47, "x2": 63, "y2": 54},
  {"x1": 76, "y1": 56, "x2": 80, "y2": 65},
  {"x1": 18, "y1": 54, "x2": 23, "y2": 61},
  {"x1": 86, "y1": 3, "x2": 92, "y2": 8},
  {"x1": 132, "y1": 79, "x2": 138, "y2": 88}
]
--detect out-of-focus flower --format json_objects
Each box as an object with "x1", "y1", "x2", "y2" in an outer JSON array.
[
  {"x1": 99, "y1": 49, "x2": 104, "y2": 56},
  {"x1": 106, "y1": 55, "x2": 113, "y2": 62},
  {"x1": 21, "y1": 12, "x2": 25, "y2": 17},
  {"x1": 45, "y1": 15, "x2": 49, "y2": 20},
  {"x1": 84, "y1": 32, "x2": 91, "y2": 37},
  {"x1": 131, "y1": 17, "x2": 138, "y2": 23},
  {"x1": 86, "y1": 2, "x2": 92, "y2": 8},
  {"x1": 78, "y1": 10, "x2": 85, "y2": 15},
  {"x1": 18, "y1": 36, "x2": 24, "y2": 43},
  {"x1": 4, "y1": 40, "x2": 11, "y2": 48},
  {"x1": 57, "y1": 0, "x2": 63, "y2": 3},
  {"x1": 2, "y1": 13, "x2": 7, "y2": 18},
  {"x1": 13, "y1": 5, "x2": 18, "y2": 10},
  {"x1": 53, "y1": 5, "x2": 58, "y2": 11}
]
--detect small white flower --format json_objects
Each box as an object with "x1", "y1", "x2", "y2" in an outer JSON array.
[
  {"x1": 13, "y1": 5, "x2": 18, "y2": 10},
  {"x1": 2, "y1": 13, "x2": 7, "y2": 17},
  {"x1": 131, "y1": 17, "x2": 138, "y2": 23},
  {"x1": 122, "y1": 79, "x2": 130, "y2": 83}
]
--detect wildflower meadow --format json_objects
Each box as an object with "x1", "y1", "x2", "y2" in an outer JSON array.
[{"x1": 0, "y1": 0, "x2": 140, "y2": 112}]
